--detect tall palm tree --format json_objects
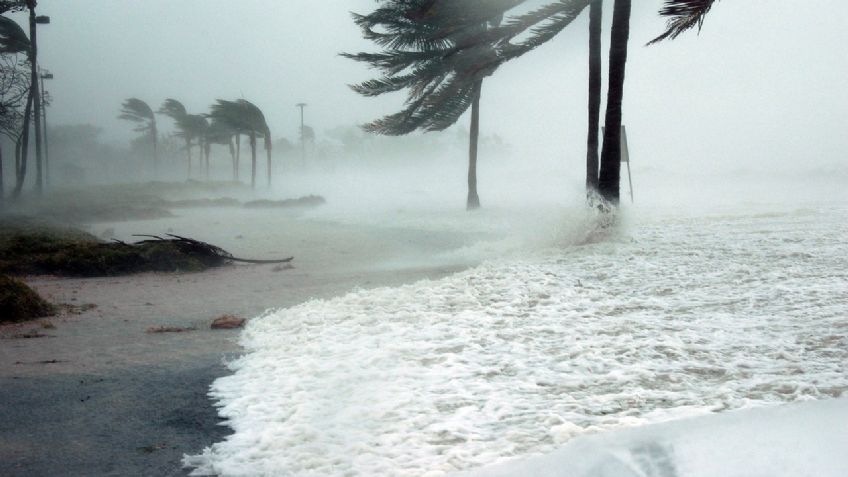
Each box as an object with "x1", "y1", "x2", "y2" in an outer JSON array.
[
  {"x1": 597, "y1": 0, "x2": 631, "y2": 205},
  {"x1": 118, "y1": 98, "x2": 158, "y2": 176},
  {"x1": 345, "y1": 2, "x2": 512, "y2": 210},
  {"x1": 209, "y1": 99, "x2": 271, "y2": 189}
]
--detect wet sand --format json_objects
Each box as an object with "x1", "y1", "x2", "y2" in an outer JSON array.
[{"x1": 0, "y1": 208, "x2": 476, "y2": 476}]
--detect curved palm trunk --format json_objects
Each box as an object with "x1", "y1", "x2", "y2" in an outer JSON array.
[
  {"x1": 249, "y1": 133, "x2": 257, "y2": 189},
  {"x1": 0, "y1": 146, "x2": 4, "y2": 206},
  {"x1": 12, "y1": 88, "x2": 34, "y2": 199},
  {"x1": 598, "y1": 0, "x2": 631, "y2": 205},
  {"x1": 467, "y1": 80, "x2": 482, "y2": 210},
  {"x1": 586, "y1": 0, "x2": 602, "y2": 194}
]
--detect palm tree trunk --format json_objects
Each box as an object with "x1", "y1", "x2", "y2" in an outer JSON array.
[
  {"x1": 235, "y1": 134, "x2": 241, "y2": 181},
  {"x1": 229, "y1": 136, "x2": 236, "y2": 180},
  {"x1": 265, "y1": 139, "x2": 272, "y2": 188},
  {"x1": 598, "y1": 0, "x2": 631, "y2": 205},
  {"x1": 152, "y1": 123, "x2": 158, "y2": 179},
  {"x1": 186, "y1": 138, "x2": 192, "y2": 179},
  {"x1": 467, "y1": 80, "x2": 482, "y2": 210},
  {"x1": 586, "y1": 0, "x2": 602, "y2": 194},
  {"x1": 205, "y1": 142, "x2": 211, "y2": 180},
  {"x1": 12, "y1": 88, "x2": 34, "y2": 199},
  {"x1": 249, "y1": 133, "x2": 257, "y2": 189}
]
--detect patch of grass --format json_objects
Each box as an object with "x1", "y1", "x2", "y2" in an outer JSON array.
[{"x1": 0, "y1": 275, "x2": 56, "y2": 324}]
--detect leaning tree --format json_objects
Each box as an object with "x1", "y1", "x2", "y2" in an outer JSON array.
[
  {"x1": 208, "y1": 99, "x2": 271, "y2": 189},
  {"x1": 344, "y1": 1, "x2": 520, "y2": 210},
  {"x1": 118, "y1": 98, "x2": 158, "y2": 176},
  {"x1": 0, "y1": 13, "x2": 32, "y2": 199},
  {"x1": 158, "y1": 99, "x2": 208, "y2": 180}
]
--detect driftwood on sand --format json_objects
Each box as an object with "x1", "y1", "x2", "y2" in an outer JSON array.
[{"x1": 130, "y1": 234, "x2": 294, "y2": 264}]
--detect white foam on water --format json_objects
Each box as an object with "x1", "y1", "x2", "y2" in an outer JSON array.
[{"x1": 185, "y1": 203, "x2": 848, "y2": 476}]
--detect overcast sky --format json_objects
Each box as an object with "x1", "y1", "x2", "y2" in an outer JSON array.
[{"x1": 10, "y1": 0, "x2": 848, "y2": 175}]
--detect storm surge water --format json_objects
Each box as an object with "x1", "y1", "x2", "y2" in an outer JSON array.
[{"x1": 185, "y1": 198, "x2": 847, "y2": 476}]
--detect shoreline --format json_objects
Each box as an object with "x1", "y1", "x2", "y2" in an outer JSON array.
[{"x1": 0, "y1": 208, "x2": 478, "y2": 476}]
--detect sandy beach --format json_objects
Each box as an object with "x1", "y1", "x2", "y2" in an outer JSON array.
[{"x1": 0, "y1": 206, "x2": 477, "y2": 476}]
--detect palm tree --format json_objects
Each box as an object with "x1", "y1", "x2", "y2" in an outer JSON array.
[
  {"x1": 158, "y1": 99, "x2": 208, "y2": 179},
  {"x1": 597, "y1": 0, "x2": 631, "y2": 205},
  {"x1": 345, "y1": 2, "x2": 514, "y2": 210},
  {"x1": 204, "y1": 118, "x2": 237, "y2": 180},
  {"x1": 118, "y1": 98, "x2": 158, "y2": 176},
  {"x1": 209, "y1": 99, "x2": 271, "y2": 189}
]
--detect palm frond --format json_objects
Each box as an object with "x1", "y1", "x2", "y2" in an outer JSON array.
[
  {"x1": 648, "y1": 0, "x2": 718, "y2": 45},
  {"x1": 158, "y1": 98, "x2": 188, "y2": 120}
]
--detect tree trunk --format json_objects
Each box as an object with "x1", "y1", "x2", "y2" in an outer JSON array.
[
  {"x1": 229, "y1": 137, "x2": 236, "y2": 180},
  {"x1": 12, "y1": 89, "x2": 34, "y2": 199},
  {"x1": 186, "y1": 138, "x2": 192, "y2": 179},
  {"x1": 152, "y1": 122, "x2": 158, "y2": 179},
  {"x1": 586, "y1": 0, "x2": 602, "y2": 194},
  {"x1": 467, "y1": 80, "x2": 482, "y2": 210},
  {"x1": 598, "y1": 0, "x2": 631, "y2": 205},
  {"x1": 235, "y1": 134, "x2": 241, "y2": 181},
  {"x1": 265, "y1": 138, "x2": 272, "y2": 188},
  {"x1": 29, "y1": 5, "x2": 43, "y2": 195},
  {"x1": 204, "y1": 141, "x2": 211, "y2": 180},
  {"x1": 249, "y1": 133, "x2": 257, "y2": 189}
]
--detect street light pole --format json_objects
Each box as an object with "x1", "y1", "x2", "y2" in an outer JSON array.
[
  {"x1": 296, "y1": 103, "x2": 307, "y2": 167},
  {"x1": 40, "y1": 70, "x2": 52, "y2": 187},
  {"x1": 27, "y1": 0, "x2": 49, "y2": 194}
]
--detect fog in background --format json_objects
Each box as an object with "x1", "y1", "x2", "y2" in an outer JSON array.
[{"x1": 4, "y1": 0, "x2": 847, "y2": 208}]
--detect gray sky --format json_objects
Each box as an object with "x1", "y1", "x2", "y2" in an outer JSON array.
[{"x1": 11, "y1": 0, "x2": 848, "y2": 174}]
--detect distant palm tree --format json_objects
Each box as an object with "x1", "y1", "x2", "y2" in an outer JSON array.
[
  {"x1": 204, "y1": 118, "x2": 237, "y2": 180},
  {"x1": 209, "y1": 99, "x2": 271, "y2": 188},
  {"x1": 118, "y1": 98, "x2": 158, "y2": 176},
  {"x1": 159, "y1": 99, "x2": 207, "y2": 179}
]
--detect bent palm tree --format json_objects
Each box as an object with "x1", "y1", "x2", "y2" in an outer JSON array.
[
  {"x1": 205, "y1": 119, "x2": 237, "y2": 180},
  {"x1": 159, "y1": 99, "x2": 207, "y2": 179},
  {"x1": 118, "y1": 98, "x2": 158, "y2": 176},
  {"x1": 209, "y1": 99, "x2": 271, "y2": 189}
]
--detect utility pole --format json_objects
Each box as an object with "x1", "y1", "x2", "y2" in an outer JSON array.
[
  {"x1": 27, "y1": 0, "x2": 49, "y2": 194},
  {"x1": 40, "y1": 70, "x2": 52, "y2": 187},
  {"x1": 296, "y1": 102, "x2": 307, "y2": 167}
]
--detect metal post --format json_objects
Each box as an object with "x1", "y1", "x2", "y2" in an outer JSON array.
[
  {"x1": 40, "y1": 71, "x2": 52, "y2": 187},
  {"x1": 296, "y1": 103, "x2": 307, "y2": 167},
  {"x1": 621, "y1": 125, "x2": 634, "y2": 203}
]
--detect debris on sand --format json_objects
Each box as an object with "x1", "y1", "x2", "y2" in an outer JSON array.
[
  {"x1": 146, "y1": 325, "x2": 196, "y2": 334},
  {"x1": 0, "y1": 274, "x2": 56, "y2": 324},
  {"x1": 211, "y1": 315, "x2": 245, "y2": 330}
]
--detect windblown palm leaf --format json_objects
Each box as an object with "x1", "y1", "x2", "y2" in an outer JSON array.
[
  {"x1": 0, "y1": 15, "x2": 30, "y2": 54},
  {"x1": 118, "y1": 98, "x2": 155, "y2": 133},
  {"x1": 345, "y1": 0, "x2": 591, "y2": 135},
  {"x1": 0, "y1": 1, "x2": 25, "y2": 15},
  {"x1": 648, "y1": 0, "x2": 718, "y2": 45}
]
